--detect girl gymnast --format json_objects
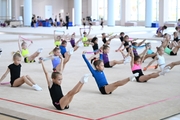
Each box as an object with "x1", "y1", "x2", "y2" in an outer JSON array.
[
  {"x1": 79, "y1": 28, "x2": 91, "y2": 47},
  {"x1": 54, "y1": 30, "x2": 65, "y2": 47},
  {"x1": 40, "y1": 55, "x2": 89, "y2": 110},
  {"x1": 130, "y1": 47, "x2": 169, "y2": 83},
  {"x1": 161, "y1": 35, "x2": 180, "y2": 56},
  {"x1": 177, "y1": 19, "x2": 180, "y2": 26},
  {"x1": 18, "y1": 39, "x2": 43, "y2": 63},
  {"x1": 101, "y1": 33, "x2": 117, "y2": 45},
  {"x1": 116, "y1": 35, "x2": 135, "y2": 52},
  {"x1": 167, "y1": 32, "x2": 179, "y2": 49},
  {"x1": 102, "y1": 45, "x2": 129, "y2": 68},
  {"x1": 0, "y1": 52, "x2": 42, "y2": 91},
  {"x1": 119, "y1": 32, "x2": 125, "y2": 42},
  {"x1": 91, "y1": 37, "x2": 99, "y2": 53},
  {"x1": 144, "y1": 47, "x2": 166, "y2": 71},
  {"x1": 100, "y1": 18, "x2": 104, "y2": 30},
  {"x1": 156, "y1": 25, "x2": 167, "y2": 37},
  {"x1": 82, "y1": 51, "x2": 138, "y2": 94}
]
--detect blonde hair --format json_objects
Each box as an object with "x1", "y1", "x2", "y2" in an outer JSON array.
[{"x1": 12, "y1": 51, "x2": 21, "y2": 60}]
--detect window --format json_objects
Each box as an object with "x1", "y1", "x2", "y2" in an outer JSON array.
[
  {"x1": 98, "y1": 0, "x2": 121, "y2": 20},
  {"x1": 129, "y1": 0, "x2": 145, "y2": 21},
  {"x1": 98, "y1": 0, "x2": 107, "y2": 20},
  {"x1": 167, "y1": 0, "x2": 179, "y2": 21},
  {"x1": 114, "y1": 0, "x2": 121, "y2": 20},
  {"x1": 152, "y1": 0, "x2": 159, "y2": 21}
]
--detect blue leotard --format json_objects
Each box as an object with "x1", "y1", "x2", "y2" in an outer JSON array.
[{"x1": 82, "y1": 54, "x2": 108, "y2": 88}]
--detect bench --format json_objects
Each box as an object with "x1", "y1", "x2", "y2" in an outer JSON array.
[
  {"x1": 164, "y1": 22, "x2": 177, "y2": 27},
  {"x1": 125, "y1": 22, "x2": 137, "y2": 26}
]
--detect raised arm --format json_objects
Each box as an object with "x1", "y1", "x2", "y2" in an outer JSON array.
[
  {"x1": 130, "y1": 48, "x2": 134, "y2": 69},
  {"x1": 56, "y1": 55, "x2": 64, "y2": 74},
  {"x1": 82, "y1": 51, "x2": 95, "y2": 74},
  {"x1": 140, "y1": 47, "x2": 148, "y2": 64},
  {"x1": 18, "y1": 38, "x2": 22, "y2": 52},
  {"x1": 137, "y1": 39, "x2": 146, "y2": 46},
  {"x1": 0, "y1": 68, "x2": 10, "y2": 83},
  {"x1": 54, "y1": 30, "x2": 56, "y2": 42},
  {"x1": 40, "y1": 60, "x2": 52, "y2": 87},
  {"x1": 79, "y1": 28, "x2": 82, "y2": 37},
  {"x1": 87, "y1": 28, "x2": 91, "y2": 37}
]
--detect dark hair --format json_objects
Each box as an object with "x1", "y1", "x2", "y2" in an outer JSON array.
[
  {"x1": 83, "y1": 31, "x2": 87, "y2": 34},
  {"x1": 132, "y1": 42, "x2": 137, "y2": 46},
  {"x1": 163, "y1": 25, "x2": 167, "y2": 29},
  {"x1": 51, "y1": 72, "x2": 61, "y2": 79},
  {"x1": 175, "y1": 26, "x2": 178, "y2": 31},
  {"x1": 120, "y1": 32, "x2": 125, "y2": 35},
  {"x1": 83, "y1": 18, "x2": 85, "y2": 20},
  {"x1": 101, "y1": 18, "x2": 103, "y2": 20},
  {"x1": 61, "y1": 40, "x2": 67, "y2": 45},
  {"x1": 93, "y1": 60, "x2": 103, "y2": 68},
  {"x1": 102, "y1": 33, "x2": 105, "y2": 35},
  {"x1": 173, "y1": 32, "x2": 177, "y2": 35},
  {"x1": 91, "y1": 37, "x2": 98, "y2": 43},
  {"x1": 21, "y1": 41, "x2": 27, "y2": 46},
  {"x1": 103, "y1": 45, "x2": 109, "y2": 51},
  {"x1": 134, "y1": 55, "x2": 141, "y2": 62},
  {"x1": 53, "y1": 47, "x2": 60, "y2": 52}
]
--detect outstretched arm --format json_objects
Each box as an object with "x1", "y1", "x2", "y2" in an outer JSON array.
[
  {"x1": 137, "y1": 39, "x2": 146, "y2": 46},
  {"x1": 87, "y1": 28, "x2": 91, "y2": 37},
  {"x1": 0, "y1": 68, "x2": 10, "y2": 83},
  {"x1": 130, "y1": 48, "x2": 134, "y2": 69},
  {"x1": 79, "y1": 28, "x2": 82, "y2": 36},
  {"x1": 140, "y1": 47, "x2": 148, "y2": 64},
  {"x1": 18, "y1": 38, "x2": 22, "y2": 52},
  {"x1": 40, "y1": 60, "x2": 52, "y2": 88},
  {"x1": 82, "y1": 51, "x2": 95, "y2": 74},
  {"x1": 54, "y1": 30, "x2": 56, "y2": 42},
  {"x1": 56, "y1": 55, "x2": 64, "y2": 74}
]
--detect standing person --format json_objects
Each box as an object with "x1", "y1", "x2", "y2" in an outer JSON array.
[
  {"x1": 65, "y1": 13, "x2": 69, "y2": 30},
  {"x1": 100, "y1": 18, "x2": 104, "y2": 30},
  {"x1": 54, "y1": 15, "x2": 57, "y2": 27},
  {"x1": 59, "y1": 13, "x2": 63, "y2": 27}
]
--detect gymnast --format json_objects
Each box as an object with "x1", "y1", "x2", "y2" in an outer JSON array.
[{"x1": 40, "y1": 55, "x2": 89, "y2": 110}]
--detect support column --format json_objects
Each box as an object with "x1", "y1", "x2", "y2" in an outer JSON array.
[
  {"x1": 0, "y1": 0, "x2": 1, "y2": 19},
  {"x1": 120, "y1": 0, "x2": 130, "y2": 26},
  {"x1": 24, "y1": 0, "x2": 32, "y2": 26},
  {"x1": 145, "y1": 0, "x2": 152, "y2": 27},
  {"x1": 159, "y1": 0, "x2": 168, "y2": 26},
  {"x1": 74, "y1": 0, "x2": 82, "y2": 26},
  {"x1": 7, "y1": 0, "x2": 12, "y2": 19},
  {"x1": 107, "y1": 0, "x2": 115, "y2": 26}
]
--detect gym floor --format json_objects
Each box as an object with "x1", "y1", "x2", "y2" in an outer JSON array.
[{"x1": 0, "y1": 26, "x2": 179, "y2": 120}]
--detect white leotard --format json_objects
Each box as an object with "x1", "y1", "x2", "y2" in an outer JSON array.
[{"x1": 157, "y1": 53, "x2": 165, "y2": 71}]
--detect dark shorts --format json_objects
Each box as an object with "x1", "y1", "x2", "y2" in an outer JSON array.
[
  {"x1": 99, "y1": 85, "x2": 112, "y2": 94},
  {"x1": 83, "y1": 23, "x2": 86, "y2": 26},
  {"x1": 132, "y1": 70, "x2": 147, "y2": 83},
  {"x1": 104, "y1": 62, "x2": 112, "y2": 68},
  {"x1": 170, "y1": 51, "x2": 177, "y2": 56},
  {"x1": 62, "y1": 54, "x2": 65, "y2": 58},
  {"x1": 24, "y1": 57, "x2": 36, "y2": 63},
  {"x1": 53, "y1": 103, "x2": 69, "y2": 110}
]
